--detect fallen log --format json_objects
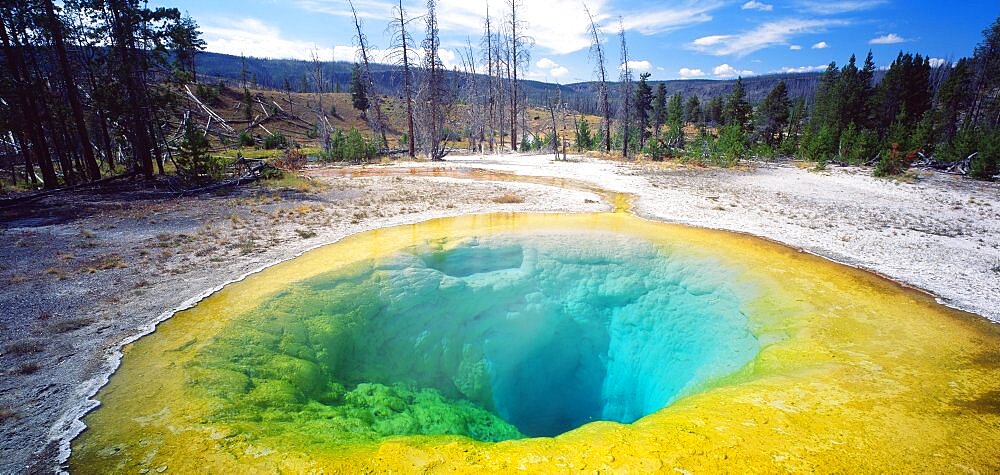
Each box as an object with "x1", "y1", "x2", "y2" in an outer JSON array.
[{"x1": 0, "y1": 172, "x2": 141, "y2": 209}]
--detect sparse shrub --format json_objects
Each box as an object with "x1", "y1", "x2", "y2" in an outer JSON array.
[
  {"x1": 238, "y1": 131, "x2": 255, "y2": 147},
  {"x1": 263, "y1": 132, "x2": 289, "y2": 150},
  {"x1": 295, "y1": 228, "x2": 317, "y2": 239},
  {"x1": 874, "y1": 143, "x2": 916, "y2": 177},
  {"x1": 801, "y1": 125, "x2": 836, "y2": 164},
  {"x1": 272, "y1": 149, "x2": 306, "y2": 171},
  {"x1": 194, "y1": 83, "x2": 220, "y2": 104},
  {"x1": 751, "y1": 143, "x2": 776, "y2": 160},
  {"x1": 838, "y1": 124, "x2": 879, "y2": 165},
  {"x1": 715, "y1": 125, "x2": 747, "y2": 167},
  {"x1": 642, "y1": 138, "x2": 667, "y2": 161},
  {"x1": 176, "y1": 122, "x2": 225, "y2": 183},
  {"x1": 970, "y1": 129, "x2": 1000, "y2": 181}
]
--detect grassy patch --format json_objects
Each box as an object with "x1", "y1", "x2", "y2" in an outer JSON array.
[
  {"x1": 263, "y1": 174, "x2": 329, "y2": 193},
  {"x1": 493, "y1": 193, "x2": 525, "y2": 204}
]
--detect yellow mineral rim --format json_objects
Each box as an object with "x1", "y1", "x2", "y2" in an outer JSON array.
[{"x1": 70, "y1": 212, "x2": 1000, "y2": 473}]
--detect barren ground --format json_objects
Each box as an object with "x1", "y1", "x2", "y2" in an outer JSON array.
[{"x1": 0, "y1": 153, "x2": 997, "y2": 472}]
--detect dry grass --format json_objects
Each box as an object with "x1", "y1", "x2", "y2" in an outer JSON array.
[
  {"x1": 83, "y1": 254, "x2": 127, "y2": 273},
  {"x1": 493, "y1": 193, "x2": 525, "y2": 204}
]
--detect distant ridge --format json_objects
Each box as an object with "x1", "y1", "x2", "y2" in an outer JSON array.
[{"x1": 195, "y1": 51, "x2": 827, "y2": 113}]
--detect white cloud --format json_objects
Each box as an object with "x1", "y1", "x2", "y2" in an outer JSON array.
[
  {"x1": 549, "y1": 66, "x2": 570, "y2": 78},
  {"x1": 689, "y1": 19, "x2": 846, "y2": 57},
  {"x1": 789, "y1": 44, "x2": 802, "y2": 50},
  {"x1": 779, "y1": 64, "x2": 828, "y2": 73},
  {"x1": 198, "y1": 17, "x2": 466, "y2": 69},
  {"x1": 798, "y1": 0, "x2": 887, "y2": 14},
  {"x1": 713, "y1": 64, "x2": 753, "y2": 78},
  {"x1": 741, "y1": 1, "x2": 774, "y2": 11},
  {"x1": 693, "y1": 35, "x2": 731, "y2": 47},
  {"x1": 812, "y1": 41, "x2": 829, "y2": 49},
  {"x1": 929, "y1": 57, "x2": 947, "y2": 68},
  {"x1": 533, "y1": 57, "x2": 570, "y2": 79},
  {"x1": 678, "y1": 67, "x2": 706, "y2": 78},
  {"x1": 620, "y1": 60, "x2": 653, "y2": 72},
  {"x1": 200, "y1": 17, "x2": 347, "y2": 60},
  {"x1": 536, "y1": 58, "x2": 560, "y2": 69},
  {"x1": 869, "y1": 33, "x2": 908, "y2": 45},
  {"x1": 613, "y1": 1, "x2": 725, "y2": 36},
  {"x1": 297, "y1": 0, "x2": 721, "y2": 56}
]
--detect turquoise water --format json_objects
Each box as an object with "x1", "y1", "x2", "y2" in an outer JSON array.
[{"x1": 189, "y1": 231, "x2": 760, "y2": 441}]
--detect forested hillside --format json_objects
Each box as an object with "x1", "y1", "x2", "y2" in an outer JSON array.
[{"x1": 195, "y1": 51, "x2": 827, "y2": 113}]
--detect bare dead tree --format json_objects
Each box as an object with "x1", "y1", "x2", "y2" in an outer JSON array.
[
  {"x1": 348, "y1": 0, "x2": 387, "y2": 149},
  {"x1": 546, "y1": 93, "x2": 560, "y2": 160},
  {"x1": 584, "y1": 3, "x2": 611, "y2": 154},
  {"x1": 481, "y1": 3, "x2": 496, "y2": 152},
  {"x1": 505, "y1": 0, "x2": 531, "y2": 151},
  {"x1": 387, "y1": 0, "x2": 417, "y2": 157},
  {"x1": 308, "y1": 46, "x2": 333, "y2": 150},
  {"x1": 460, "y1": 38, "x2": 483, "y2": 152},
  {"x1": 617, "y1": 18, "x2": 632, "y2": 159},
  {"x1": 421, "y1": 0, "x2": 448, "y2": 160}
]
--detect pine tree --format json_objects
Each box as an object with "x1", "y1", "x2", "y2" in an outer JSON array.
[
  {"x1": 706, "y1": 96, "x2": 723, "y2": 126},
  {"x1": 756, "y1": 81, "x2": 790, "y2": 147},
  {"x1": 349, "y1": 63, "x2": 369, "y2": 112},
  {"x1": 633, "y1": 72, "x2": 653, "y2": 150},
  {"x1": 937, "y1": 58, "x2": 974, "y2": 144},
  {"x1": 651, "y1": 83, "x2": 667, "y2": 136},
  {"x1": 575, "y1": 118, "x2": 593, "y2": 151},
  {"x1": 723, "y1": 77, "x2": 752, "y2": 133},
  {"x1": 812, "y1": 62, "x2": 841, "y2": 136},
  {"x1": 685, "y1": 96, "x2": 701, "y2": 124}
]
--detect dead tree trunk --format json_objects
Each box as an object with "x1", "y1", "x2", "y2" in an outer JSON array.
[
  {"x1": 618, "y1": 19, "x2": 632, "y2": 159},
  {"x1": 585, "y1": 4, "x2": 611, "y2": 154},
  {"x1": 43, "y1": 0, "x2": 100, "y2": 181},
  {"x1": 349, "y1": 0, "x2": 388, "y2": 149}
]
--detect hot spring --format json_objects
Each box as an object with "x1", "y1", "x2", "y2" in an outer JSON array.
[
  {"x1": 186, "y1": 232, "x2": 758, "y2": 441},
  {"x1": 70, "y1": 213, "x2": 1000, "y2": 473}
]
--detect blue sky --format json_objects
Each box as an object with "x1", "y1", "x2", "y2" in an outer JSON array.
[{"x1": 154, "y1": 0, "x2": 1000, "y2": 83}]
